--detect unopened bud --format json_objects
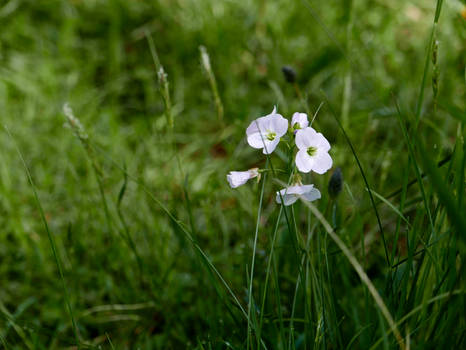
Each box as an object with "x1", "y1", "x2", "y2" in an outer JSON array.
[
  {"x1": 328, "y1": 167, "x2": 343, "y2": 199},
  {"x1": 281, "y1": 66, "x2": 296, "y2": 83}
]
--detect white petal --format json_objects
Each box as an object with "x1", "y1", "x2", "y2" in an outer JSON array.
[
  {"x1": 275, "y1": 184, "x2": 321, "y2": 205},
  {"x1": 246, "y1": 115, "x2": 276, "y2": 138},
  {"x1": 262, "y1": 138, "x2": 280, "y2": 154},
  {"x1": 295, "y1": 149, "x2": 314, "y2": 173},
  {"x1": 301, "y1": 187, "x2": 321, "y2": 202},
  {"x1": 276, "y1": 188, "x2": 298, "y2": 206},
  {"x1": 289, "y1": 184, "x2": 314, "y2": 195},
  {"x1": 270, "y1": 113, "x2": 289, "y2": 137},
  {"x1": 247, "y1": 131, "x2": 266, "y2": 149},
  {"x1": 315, "y1": 132, "x2": 331, "y2": 152},
  {"x1": 245, "y1": 108, "x2": 288, "y2": 153},
  {"x1": 245, "y1": 120, "x2": 259, "y2": 137},
  {"x1": 295, "y1": 127, "x2": 318, "y2": 149},
  {"x1": 312, "y1": 151, "x2": 333, "y2": 174},
  {"x1": 227, "y1": 171, "x2": 253, "y2": 188},
  {"x1": 291, "y1": 112, "x2": 309, "y2": 129}
]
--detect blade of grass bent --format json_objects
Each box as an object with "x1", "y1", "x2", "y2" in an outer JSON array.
[
  {"x1": 0, "y1": 301, "x2": 32, "y2": 349},
  {"x1": 369, "y1": 189, "x2": 411, "y2": 228},
  {"x1": 369, "y1": 290, "x2": 463, "y2": 350},
  {"x1": 301, "y1": 199, "x2": 406, "y2": 350},
  {"x1": 4, "y1": 125, "x2": 81, "y2": 349},
  {"x1": 90, "y1": 143, "x2": 263, "y2": 333},
  {"x1": 323, "y1": 95, "x2": 391, "y2": 267}
]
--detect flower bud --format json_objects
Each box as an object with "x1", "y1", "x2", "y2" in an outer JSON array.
[
  {"x1": 328, "y1": 167, "x2": 343, "y2": 199},
  {"x1": 281, "y1": 65, "x2": 296, "y2": 83}
]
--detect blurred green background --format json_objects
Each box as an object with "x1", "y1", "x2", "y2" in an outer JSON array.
[{"x1": 0, "y1": 0, "x2": 464, "y2": 348}]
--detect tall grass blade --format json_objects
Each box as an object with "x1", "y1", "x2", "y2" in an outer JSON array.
[
  {"x1": 4, "y1": 125, "x2": 81, "y2": 348},
  {"x1": 323, "y1": 94, "x2": 391, "y2": 267},
  {"x1": 301, "y1": 199, "x2": 406, "y2": 350}
]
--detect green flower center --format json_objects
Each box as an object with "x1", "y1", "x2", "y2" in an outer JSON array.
[
  {"x1": 266, "y1": 131, "x2": 276, "y2": 141},
  {"x1": 307, "y1": 146, "x2": 317, "y2": 156},
  {"x1": 293, "y1": 123, "x2": 300, "y2": 130}
]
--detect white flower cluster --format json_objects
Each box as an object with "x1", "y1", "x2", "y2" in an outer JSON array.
[{"x1": 227, "y1": 107, "x2": 333, "y2": 206}]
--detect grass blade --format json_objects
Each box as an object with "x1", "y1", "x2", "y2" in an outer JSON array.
[{"x1": 4, "y1": 125, "x2": 81, "y2": 348}]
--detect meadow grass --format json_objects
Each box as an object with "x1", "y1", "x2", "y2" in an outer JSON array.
[{"x1": 0, "y1": 0, "x2": 464, "y2": 349}]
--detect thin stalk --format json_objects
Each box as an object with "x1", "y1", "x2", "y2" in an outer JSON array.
[
  {"x1": 200, "y1": 45, "x2": 224, "y2": 123},
  {"x1": 413, "y1": 0, "x2": 444, "y2": 131},
  {"x1": 341, "y1": 0, "x2": 354, "y2": 130},
  {"x1": 301, "y1": 199, "x2": 406, "y2": 350},
  {"x1": 254, "y1": 121, "x2": 298, "y2": 348},
  {"x1": 316, "y1": 226, "x2": 327, "y2": 349},
  {"x1": 5, "y1": 126, "x2": 81, "y2": 348},
  {"x1": 247, "y1": 160, "x2": 268, "y2": 349},
  {"x1": 369, "y1": 290, "x2": 463, "y2": 350},
  {"x1": 323, "y1": 95, "x2": 391, "y2": 267},
  {"x1": 256, "y1": 204, "x2": 287, "y2": 349},
  {"x1": 91, "y1": 143, "x2": 261, "y2": 329},
  {"x1": 288, "y1": 255, "x2": 306, "y2": 350}
]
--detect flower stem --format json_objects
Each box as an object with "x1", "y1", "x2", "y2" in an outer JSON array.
[{"x1": 246, "y1": 158, "x2": 268, "y2": 349}]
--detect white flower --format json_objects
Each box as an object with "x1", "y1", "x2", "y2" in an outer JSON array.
[
  {"x1": 276, "y1": 184, "x2": 321, "y2": 206},
  {"x1": 227, "y1": 168, "x2": 259, "y2": 188},
  {"x1": 291, "y1": 112, "x2": 309, "y2": 131},
  {"x1": 246, "y1": 107, "x2": 288, "y2": 154},
  {"x1": 295, "y1": 127, "x2": 332, "y2": 174}
]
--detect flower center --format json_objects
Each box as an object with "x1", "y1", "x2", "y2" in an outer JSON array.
[
  {"x1": 307, "y1": 146, "x2": 317, "y2": 156},
  {"x1": 266, "y1": 131, "x2": 276, "y2": 141},
  {"x1": 293, "y1": 123, "x2": 300, "y2": 131}
]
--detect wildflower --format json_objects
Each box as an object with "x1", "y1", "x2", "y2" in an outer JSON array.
[
  {"x1": 295, "y1": 127, "x2": 332, "y2": 174},
  {"x1": 328, "y1": 167, "x2": 343, "y2": 199},
  {"x1": 227, "y1": 168, "x2": 259, "y2": 188},
  {"x1": 281, "y1": 66, "x2": 297, "y2": 83},
  {"x1": 246, "y1": 107, "x2": 288, "y2": 154},
  {"x1": 276, "y1": 184, "x2": 321, "y2": 206},
  {"x1": 291, "y1": 112, "x2": 309, "y2": 132}
]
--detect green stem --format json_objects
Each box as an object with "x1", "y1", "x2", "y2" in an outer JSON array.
[{"x1": 246, "y1": 159, "x2": 268, "y2": 349}]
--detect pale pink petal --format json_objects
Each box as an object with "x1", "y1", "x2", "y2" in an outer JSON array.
[
  {"x1": 295, "y1": 127, "x2": 318, "y2": 149},
  {"x1": 276, "y1": 184, "x2": 321, "y2": 205},
  {"x1": 247, "y1": 132, "x2": 266, "y2": 149},
  {"x1": 227, "y1": 171, "x2": 253, "y2": 188},
  {"x1": 245, "y1": 120, "x2": 259, "y2": 136},
  {"x1": 276, "y1": 188, "x2": 299, "y2": 206},
  {"x1": 270, "y1": 114, "x2": 289, "y2": 137},
  {"x1": 312, "y1": 151, "x2": 333, "y2": 174},
  {"x1": 301, "y1": 187, "x2": 321, "y2": 202},
  {"x1": 295, "y1": 149, "x2": 314, "y2": 173},
  {"x1": 290, "y1": 184, "x2": 314, "y2": 195},
  {"x1": 262, "y1": 138, "x2": 280, "y2": 154},
  {"x1": 246, "y1": 116, "x2": 267, "y2": 137},
  {"x1": 315, "y1": 132, "x2": 331, "y2": 152},
  {"x1": 246, "y1": 109, "x2": 286, "y2": 154},
  {"x1": 291, "y1": 112, "x2": 309, "y2": 129}
]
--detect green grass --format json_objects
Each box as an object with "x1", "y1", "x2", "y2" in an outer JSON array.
[{"x1": 0, "y1": 0, "x2": 465, "y2": 348}]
